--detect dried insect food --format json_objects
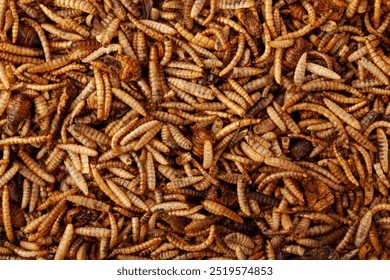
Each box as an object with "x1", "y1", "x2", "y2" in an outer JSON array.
[{"x1": 0, "y1": 0, "x2": 389, "y2": 260}]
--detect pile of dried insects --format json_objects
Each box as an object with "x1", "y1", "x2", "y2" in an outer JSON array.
[{"x1": 0, "y1": 0, "x2": 390, "y2": 260}]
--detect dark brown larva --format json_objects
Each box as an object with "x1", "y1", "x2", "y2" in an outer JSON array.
[
  {"x1": 15, "y1": 24, "x2": 40, "y2": 48},
  {"x1": 6, "y1": 94, "x2": 32, "y2": 133},
  {"x1": 283, "y1": 38, "x2": 312, "y2": 71}
]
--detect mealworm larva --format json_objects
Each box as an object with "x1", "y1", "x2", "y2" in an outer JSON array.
[
  {"x1": 0, "y1": 135, "x2": 51, "y2": 146},
  {"x1": 167, "y1": 225, "x2": 216, "y2": 252},
  {"x1": 168, "y1": 77, "x2": 214, "y2": 100},
  {"x1": 167, "y1": 124, "x2": 192, "y2": 150},
  {"x1": 202, "y1": 200, "x2": 243, "y2": 223},
  {"x1": 237, "y1": 175, "x2": 251, "y2": 216},
  {"x1": 324, "y1": 98, "x2": 361, "y2": 130},
  {"x1": 54, "y1": 223, "x2": 74, "y2": 260},
  {"x1": 293, "y1": 52, "x2": 307, "y2": 88},
  {"x1": 28, "y1": 183, "x2": 40, "y2": 213},
  {"x1": 227, "y1": 78, "x2": 254, "y2": 106},
  {"x1": 283, "y1": 245, "x2": 305, "y2": 256},
  {"x1": 18, "y1": 149, "x2": 55, "y2": 183},
  {"x1": 354, "y1": 210, "x2": 372, "y2": 248},
  {"x1": 151, "y1": 201, "x2": 189, "y2": 213},
  {"x1": 112, "y1": 88, "x2": 146, "y2": 116},
  {"x1": 219, "y1": 34, "x2": 246, "y2": 77},
  {"x1": 373, "y1": 163, "x2": 390, "y2": 188},
  {"x1": 74, "y1": 227, "x2": 111, "y2": 238},
  {"x1": 106, "y1": 179, "x2": 133, "y2": 209},
  {"x1": 264, "y1": 157, "x2": 306, "y2": 173},
  {"x1": 133, "y1": 122, "x2": 163, "y2": 151},
  {"x1": 166, "y1": 176, "x2": 204, "y2": 190},
  {"x1": 306, "y1": 62, "x2": 341, "y2": 80},
  {"x1": 190, "y1": 0, "x2": 206, "y2": 18},
  {"x1": 240, "y1": 142, "x2": 264, "y2": 163},
  {"x1": 53, "y1": 0, "x2": 96, "y2": 15},
  {"x1": 107, "y1": 212, "x2": 118, "y2": 249},
  {"x1": 120, "y1": 120, "x2": 161, "y2": 146},
  {"x1": 365, "y1": 40, "x2": 390, "y2": 75},
  {"x1": 2, "y1": 186, "x2": 15, "y2": 242},
  {"x1": 145, "y1": 151, "x2": 156, "y2": 191},
  {"x1": 110, "y1": 237, "x2": 163, "y2": 257},
  {"x1": 66, "y1": 195, "x2": 111, "y2": 213},
  {"x1": 273, "y1": 47, "x2": 284, "y2": 85},
  {"x1": 282, "y1": 178, "x2": 305, "y2": 205},
  {"x1": 266, "y1": 105, "x2": 287, "y2": 132},
  {"x1": 298, "y1": 213, "x2": 340, "y2": 228},
  {"x1": 376, "y1": 128, "x2": 388, "y2": 173},
  {"x1": 202, "y1": 140, "x2": 213, "y2": 170},
  {"x1": 258, "y1": 171, "x2": 308, "y2": 191},
  {"x1": 214, "y1": 118, "x2": 261, "y2": 140},
  {"x1": 18, "y1": 240, "x2": 40, "y2": 252},
  {"x1": 31, "y1": 199, "x2": 67, "y2": 241},
  {"x1": 11, "y1": 246, "x2": 48, "y2": 258},
  {"x1": 0, "y1": 162, "x2": 20, "y2": 188},
  {"x1": 358, "y1": 58, "x2": 389, "y2": 86},
  {"x1": 38, "y1": 188, "x2": 78, "y2": 211},
  {"x1": 346, "y1": 126, "x2": 377, "y2": 153},
  {"x1": 210, "y1": 85, "x2": 245, "y2": 117},
  {"x1": 21, "y1": 178, "x2": 31, "y2": 210},
  {"x1": 64, "y1": 158, "x2": 88, "y2": 195},
  {"x1": 126, "y1": 191, "x2": 149, "y2": 212}
]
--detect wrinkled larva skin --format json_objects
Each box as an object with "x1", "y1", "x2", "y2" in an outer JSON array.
[
  {"x1": 0, "y1": 0, "x2": 389, "y2": 261},
  {"x1": 6, "y1": 94, "x2": 31, "y2": 133}
]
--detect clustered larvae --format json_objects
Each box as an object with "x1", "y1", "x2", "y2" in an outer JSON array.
[{"x1": 0, "y1": 0, "x2": 389, "y2": 261}]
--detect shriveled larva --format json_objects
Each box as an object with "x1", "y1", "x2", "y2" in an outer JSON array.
[
  {"x1": 376, "y1": 128, "x2": 388, "y2": 173},
  {"x1": 324, "y1": 98, "x2": 361, "y2": 130},
  {"x1": 264, "y1": 157, "x2": 306, "y2": 173},
  {"x1": 168, "y1": 77, "x2": 214, "y2": 100},
  {"x1": 151, "y1": 201, "x2": 190, "y2": 213},
  {"x1": 373, "y1": 163, "x2": 390, "y2": 189},
  {"x1": 18, "y1": 149, "x2": 55, "y2": 183},
  {"x1": 210, "y1": 85, "x2": 245, "y2": 117},
  {"x1": 74, "y1": 227, "x2": 111, "y2": 238},
  {"x1": 54, "y1": 223, "x2": 74, "y2": 260},
  {"x1": 120, "y1": 120, "x2": 161, "y2": 146},
  {"x1": 240, "y1": 142, "x2": 264, "y2": 163},
  {"x1": 166, "y1": 175, "x2": 204, "y2": 190},
  {"x1": 109, "y1": 237, "x2": 163, "y2": 257},
  {"x1": 2, "y1": 186, "x2": 15, "y2": 242},
  {"x1": 167, "y1": 225, "x2": 216, "y2": 252},
  {"x1": 365, "y1": 40, "x2": 390, "y2": 76},
  {"x1": 38, "y1": 188, "x2": 78, "y2": 211},
  {"x1": 298, "y1": 213, "x2": 340, "y2": 228},
  {"x1": 66, "y1": 195, "x2": 111, "y2": 213},
  {"x1": 0, "y1": 162, "x2": 20, "y2": 188},
  {"x1": 133, "y1": 122, "x2": 163, "y2": 151},
  {"x1": 354, "y1": 210, "x2": 372, "y2": 248},
  {"x1": 236, "y1": 175, "x2": 251, "y2": 216},
  {"x1": 31, "y1": 199, "x2": 67, "y2": 241},
  {"x1": 283, "y1": 245, "x2": 305, "y2": 256},
  {"x1": 105, "y1": 179, "x2": 133, "y2": 209},
  {"x1": 53, "y1": 0, "x2": 96, "y2": 15},
  {"x1": 64, "y1": 158, "x2": 88, "y2": 195},
  {"x1": 57, "y1": 144, "x2": 98, "y2": 157},
  {"x1": 219, "y1": 34, "x2": 245, "y2": 77},
  {"x1": 293, "y1": 51, "x2": 307, "y2": 88},
  {"x1": 306, "y1": 62, "x2": 341, "y2": 80},
  {"x1": 346, "y1": 126, "x2": 377, "y2": 153},
  {"x1": 358, "y1": 58, "x2": 389, "y2": 86},
  {"x1": 202, "y1": 200, "x2": 243, "y2": 224},
  {"x1": 126, "y1": 192, "x2": 149, "y2": 212}
]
